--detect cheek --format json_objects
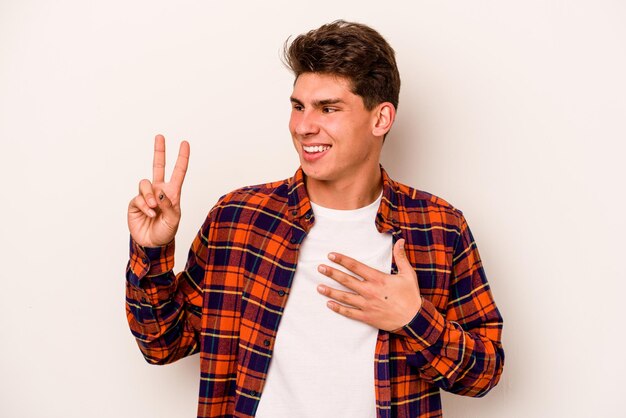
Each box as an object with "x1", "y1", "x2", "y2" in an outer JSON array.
[{"x1": 319, "y1": 118, "x2": 342, "y2": 137}]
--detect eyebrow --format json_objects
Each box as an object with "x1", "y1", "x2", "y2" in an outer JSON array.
[{"x1": 290, "y1": 97, "x2": 345, "y2": 107}]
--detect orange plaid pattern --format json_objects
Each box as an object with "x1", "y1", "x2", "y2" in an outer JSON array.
[{"x1": 126, "y1": 167, "x2": 504, "y2": 417}]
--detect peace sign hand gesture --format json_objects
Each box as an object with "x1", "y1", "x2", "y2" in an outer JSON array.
[{"x1": 127, "y1": 134, "x2": 190, "y2": 248}]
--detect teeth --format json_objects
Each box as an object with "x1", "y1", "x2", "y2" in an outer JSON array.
[{"x1": 303, "y1": 145, "x2": 331, "y2": 153}]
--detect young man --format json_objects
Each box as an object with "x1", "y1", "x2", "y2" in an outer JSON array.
[{"x1": 126, "y1": 20, "x2": 504, "y2": 418}]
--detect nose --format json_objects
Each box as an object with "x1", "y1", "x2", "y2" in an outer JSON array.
[{"x1": 291, "y1": 109, "x2": 320, "y2": 137}]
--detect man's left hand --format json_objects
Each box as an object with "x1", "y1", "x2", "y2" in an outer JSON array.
[{"x1": 317, "y1": 239, "x2": 422, "y2": 332}]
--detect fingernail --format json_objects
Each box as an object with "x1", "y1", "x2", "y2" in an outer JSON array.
[
  {"x1": 318, "y1": 265, "x2": 326, "y2": 274},
  {"x1": 327, "y1": 301, "x2": 337, "y2": 310},
  {"x1": 317, "y1": 285, "x2": 326, "y2": 294},
  {"x1": 399, "y1": 239, "x2": 405, "y2": 249},
  {"x1": 148, "y1": 209, "x2": 156, "y2": 217},
  {"x1": 149, "y1": 198, "x2": 157, "y2": 206},
  {"x1": 328, "y1": 253, "x2": 336, "y2": 261}
]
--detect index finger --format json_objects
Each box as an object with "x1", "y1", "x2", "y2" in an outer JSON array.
[
  {"x1": 328, "y1": 252, "x2": 384, "y2": 282},
  {"x1": 153, "y1": 134, "x2": 166, "y2": 183},
  {"x1": 169, "y1": 140, "x2": 190, "y2": 189}
]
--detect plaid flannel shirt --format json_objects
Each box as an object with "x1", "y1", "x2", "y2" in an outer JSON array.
[{"x1": 126, "y1": 167, "x2": 504, "y2": 418}]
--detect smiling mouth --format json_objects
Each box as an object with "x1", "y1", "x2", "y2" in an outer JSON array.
[{"x1": 303, "y1": 145, "x2": 331, "y2": 153}]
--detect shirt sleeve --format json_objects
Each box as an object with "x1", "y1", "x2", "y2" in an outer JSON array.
[
  {"x1": 393, "y1": 214, "x2": 505, "y2": 397},
  {"x1": 125, "y1": 217, "x2": 210, "y2": 365}
]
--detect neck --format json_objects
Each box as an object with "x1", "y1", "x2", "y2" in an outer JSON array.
[{"x1": 305, "y1": 167, "x2": 383, "y2": 210}]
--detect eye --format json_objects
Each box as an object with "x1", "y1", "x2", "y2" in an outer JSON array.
[
  {"x1": 322, "y1": 107, "x2": 337, "y2": 114},
  {"x1": 292, "y1": 103, "x2": 304, "y2": 111}
]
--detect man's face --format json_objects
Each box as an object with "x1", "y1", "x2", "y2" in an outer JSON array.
[{"x1": 289, "y1": 72, "x2": 383, "y2": 186}]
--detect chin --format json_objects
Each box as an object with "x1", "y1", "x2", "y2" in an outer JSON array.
[{"x1": 300, "y1": 164, "x2": 331, "y2": 182}]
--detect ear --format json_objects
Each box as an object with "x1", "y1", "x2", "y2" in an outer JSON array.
[{"x1": 372, "y1": 102, "x2": 396, "y2": 137}]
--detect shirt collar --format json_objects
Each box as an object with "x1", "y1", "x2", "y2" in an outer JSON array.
[
  {"x1": 287, "y1": 167, "x2": 314, "y2": 230},
  {"x1": 377, "y1": 166, "x2": 401, "y2": 235},
  {"x1": 287, "y1": 166, "x2": 401, "y2": 236}
]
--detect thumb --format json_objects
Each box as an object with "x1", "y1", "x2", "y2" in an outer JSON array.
[{"x1": 393, "y1": 239, "x2": 413, "y2": 275}]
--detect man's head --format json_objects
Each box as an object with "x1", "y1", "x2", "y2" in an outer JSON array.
[
  {"x1": 283, "y1": 20, "x2": 400, "y2": 111},
  {"x1": 284, "y1": 21, "x2": 400, "y2": 202}
]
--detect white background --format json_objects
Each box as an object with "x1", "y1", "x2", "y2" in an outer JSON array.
[{"x1": 1, "y1": 1, "x2": 625, "y2": 417}]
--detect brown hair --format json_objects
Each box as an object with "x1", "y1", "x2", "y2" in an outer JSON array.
[{"x1": 283, "y1": 20, "x2": 401, "y2": 110}]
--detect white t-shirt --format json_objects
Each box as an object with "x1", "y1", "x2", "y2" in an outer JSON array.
[{"x1": 255, "y1": 194, "x2": 393, "y2": 418}]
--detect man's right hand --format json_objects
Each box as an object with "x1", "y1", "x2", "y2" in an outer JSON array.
[{"x1": 127, "y1": 134, "x2": 190, "y2": 247}]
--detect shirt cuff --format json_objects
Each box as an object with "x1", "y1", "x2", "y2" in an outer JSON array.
[
  {"x1": 392, "y1": 297, "x2": 446, "y2": 352},
  {"x1": 127, "y1": 237, "x2": 175, "y2": 286}
]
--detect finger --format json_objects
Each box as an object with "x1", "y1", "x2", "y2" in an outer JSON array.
[
  {"x1": 138, "y1": 179, "x2": 157, "y2": 208},
  {"x1": 153, "y1": 134, "x2": 166, "y2": 183},
  {"x1": 169, "y1": 140, "x2": 190, "y2": 190},
  {"x1": 327, "y1": 252, "x2": 384, "y2": 282},
  {"x1": 317, "y1": 284, "x2": 364, "y2": 309},
  {"x1": 326, "y1": 300, "x2": 366, "y2": 323},
  {"x1": 130, "y1": 194, "x2": 156, "y2": 218},
  {"x1": 393, "y1": 239, "x2": 413, "y2": 275},
  {"x1": 318, "y1": 264, "x2": 365, "y2": 293}
]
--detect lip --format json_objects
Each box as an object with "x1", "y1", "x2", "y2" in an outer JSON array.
[{"x1": 300, "y1": 143, "x2": 331, "y2": 163}]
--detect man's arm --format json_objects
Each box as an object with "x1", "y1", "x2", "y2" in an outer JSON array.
[
  {"x1": 126, "y1": 223, "x2": 208, "y2": 365},
  {"x1": 125, "y1": 134, "x2": 205, "y2": 364},
  {"x1": 316, "y1": 217, "x2": 504, "y2": 396},
  {"x1": 392, "y1": 217, "x2": 504, "y2": 396}
]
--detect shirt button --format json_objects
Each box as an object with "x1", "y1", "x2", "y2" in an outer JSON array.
[
  {"x1": 142, "y1": 257, "x2": 149, "y2": 264},
  {"x1": 278, "y1": 290, "x2": 285, "y2": 297},
  {"x1": 263, "y1": 339, "x2": 271, "y2": 347},
  {"x1": 290, "y1": 237, "x2": 297, "y2": 244},
  {"x1": 291, "y1": 209, "x2": 298, "y2": 216},
  {"x1": 249, "y1": 390, "x2": 258, "y2": 396},
  {"x1": 305, "y1": 212, "x2": 312, "y2": 220}
]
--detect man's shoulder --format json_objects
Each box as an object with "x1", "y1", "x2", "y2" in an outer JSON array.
[
  {"x1": 387, "y1": 177, "x2": 468, "y2": 234},
  {"x1": 210, "y1": 176, "x2": 293, "y2": 214},
  {"x1": 391, "y1": 178, "x2": 461, "y2": 215}
]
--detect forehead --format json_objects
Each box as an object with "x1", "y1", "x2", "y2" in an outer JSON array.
[{"x1": 291, "y1": 73, "x2": 357, "y2": 101}]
